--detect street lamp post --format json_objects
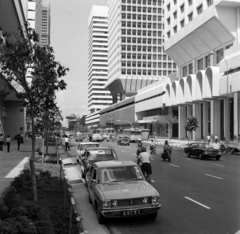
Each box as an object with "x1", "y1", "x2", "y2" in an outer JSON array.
[
  {"x1": 209, "y1": 52, "x2": 229, "y2": 142},
  {"x1": 116, "y1": 120, "x2": 133, "y2": 128}
]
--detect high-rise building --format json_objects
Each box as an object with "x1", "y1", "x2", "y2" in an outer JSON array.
[
  {"x1": 86, "y1": 6, "x2": 112, "y2": 127},
  {"x1": 36, "y1": 1, "x2": 51, "y2": 46},
  {"x1": 27, "y1": 0, "x2": 51, "y2": 46},
  {"x1": 106, "y1": 0, "x2": 177, "y2": 103}
]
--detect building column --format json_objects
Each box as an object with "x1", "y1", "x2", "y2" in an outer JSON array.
[
  {"x1": 223, "y1": 98, "x2": 230, "y2": 142},
  {"x1": 168, "y1": 107, "x2": 173, "y2": 139},
  {"x1": 202, "y1": 102, "x2": 209, "y2": 141},
  {"x1": 186, "y1": 105, "x2": 192, "y2": 117},
  {"x1": 211, "y1": 100, "x2": 221, "y2": 138},
  {"x1": 178, "y1": 106, "x2": 186, "y2": 140},
  {"x1": 234, "y1": 93, "x2": 240, "y2": 142},
  {"x1": 193, "y1": 103, "x2": 202, "y2": 140}
]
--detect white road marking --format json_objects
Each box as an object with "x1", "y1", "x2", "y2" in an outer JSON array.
[
  {"x1": 184, "y1": 196, "x2": 211, "y2": 209},
  {"x1": 205, "y1": 174, "x2": 223, "y2": 180},
  {"x1": 5, "y1": 157, "x2": 29, "y2": 178},
  {"x1": 212, "y1": 163, "x2": 225, "y2": 167},
  {"x1": 169, "y1": 164, "x2": 180, "y2": 168},
  {"x1": 234, "y1": 230, "x2": 240, "y2": 234},
  {"x1": 182, "y1": 157, "x2": 191, "y2": 160},
  {"x1": 121, "y1": 150, "x2": 125, "y2": 152}
]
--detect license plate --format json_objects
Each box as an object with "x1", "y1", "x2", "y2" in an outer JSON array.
[{"x1": 122, "y1": 210, "x2": 141, "y2": 216}]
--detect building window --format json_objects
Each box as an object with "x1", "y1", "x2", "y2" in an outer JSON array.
[
  {"x1": 173, "y1": 11, "x2": 177, "y2": 19},
  {"x1": 167, "y1": 31, "x2": 170, "y2": 38},
  {"x1": 205, "y1": 55, "x2": 210, "y2": 68},
  {"x1": 198, "y1": 58, "x2": 203, "y2": 70},
  {"x1": 173, "y1": 0, "x2": 177, "y2": 5},
  {"x1": 167, "y1": 3, "x2": 170, "y2": 11},
  {"x1": 188, "y1": 63, "x2": 193, "y2": 74},
  {"x1": 167, "y1": 17, "x2": 170, "y2": 25},
  {"x1": 180, "y1": 20, "x2": 185, "y2": 28},
  {"x1": 216, "y1": 49, "x2": 224, "y2": 64},
  {"x1": 183, "y1": 66, "x2": 187, "y2": 77},
  {"x1": 180, "y1": 4, "x2": 184, "y2": 13},
  {"x1": 207, "y1": 0, "x2": 213, "y2": 7},
  {"x1": 188, "y1": 0, "x2": 192, "y2": 6},
  {"x1": 197, "y1": 4, "x2": 203, "y2": 15},
  {"x1": 173, "y1": 26, "x2": 177, "y2": 34},
  {"x1": 188, "y1": 12, "x2": 193, "y2": 22}
]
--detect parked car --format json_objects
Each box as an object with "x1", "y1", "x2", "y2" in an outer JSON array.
[
  {"x1": 76, "y1": 142, "x2": 100, "y2": 161},
  {"x1": 119, "y1": 137, "x2": 130, "y2": 146},
  {"x1": 80, "y1": 147, "x2": 118, "y2": 178},
  {"x1": 75, "y1": 135, "x2": 83, "y2": 142},
  {"x1": 102, "y1": 134, "x2": 110, "y2": 141},
  {"x1": 184, "y1": 142, "x2": 222, "y2": 160},
  {"x1": 85, "y1": 160, "x2": 161, "y2": 224}
]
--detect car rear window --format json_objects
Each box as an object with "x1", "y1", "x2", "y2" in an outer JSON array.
[
  {"x1": 87, "y1": 149, "x2": 116, "y2": 161},
  {"x1": 99, "y1": 166, "x2": 143, "y2": 183}
]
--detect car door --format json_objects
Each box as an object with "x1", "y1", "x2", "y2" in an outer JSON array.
[
  {"x1": 189, "y1": 144, "x2": 197, "y2": 155},
  {"x1": 89, "y1": 167, "x2": 97, "y2": 203}
]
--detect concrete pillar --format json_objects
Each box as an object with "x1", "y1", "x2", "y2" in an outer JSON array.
[
  {"x1": 168, "y1": 107, "x2": 173, "y2": 138},
  {"x1": 186, "y1": 105, "x2": 192, "y2": 117},
  {"x1": 234, "y1": 93, "x2": 240, "y2": 141},
  {"x1": 178, "y1": 106, "x2": 186, "y2": 139},
  {"x1": 223, "y1": 98, "x2": 230, "y2": 142},
  {"x1": 211, "y1": 100, "x2": 221, "y2": 138},
  {"x1": 202, "y1": 102, "x2": 209, "y2": 140},
  {"x1": 193, "y1": 103, "x2": 202, "y2": 140}
]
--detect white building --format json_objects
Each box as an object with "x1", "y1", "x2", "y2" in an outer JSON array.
[
  {"x1": 136, "y1": 0, "x2": 240, "y2": 143},
  {"x1": 105, "y1": 0, "x2": 177, "y2": 103},
  {"x1": 86, "y1": 6, "x2": 112, "y2": 127}
]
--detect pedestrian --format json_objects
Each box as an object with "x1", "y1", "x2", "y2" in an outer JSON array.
[
  {"x1": 0, "y1": 133, "x2": 4, "y2": 151},
  {"x1": 20, "y1": 132, "x2": 24, "y2": 143},
  {"x1": 64, "y1": 136, "x2": 69, "y2": 151},
  {"x1": 207, "y1": 134, "x2": 210, "y2": 143},
  {"x1": 25, "y1": 132, "x2": 28, "y2": 141},
  {"x1": 6, "y1": 135, "x2": 11, "y2": 153},
  {"x1": 214, "y1": 134, "x2": 218, "y2": 143},
  {"x1": 139, "y1": 146, "x2": 152, "y2": 183},
  {"x1": 16, "y1": 134, "x2": 21, "y2": 151}
]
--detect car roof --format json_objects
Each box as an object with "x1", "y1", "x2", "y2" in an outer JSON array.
[
  {"x1": 94, "y1": 160, "x2": 137, "y2": 168},
  {"x1": 79, "y1": 142, "x2": 100, "y2": 145},
  {"x1": 86, "y1": 147, "x2": 113, "y2": 150}
]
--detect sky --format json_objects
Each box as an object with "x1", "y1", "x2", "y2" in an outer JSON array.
[{"x1": 49, "y1": 0, "x2": 108, "y2": 127}]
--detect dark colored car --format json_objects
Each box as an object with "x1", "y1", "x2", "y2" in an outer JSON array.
[
  {"x1": 119, "y1": 137, "x2": 130, "y2": 146},
  {"x1": 184, "y1": 142, "x2": 222, "y2": 160},
  {"x1": 80, "y1": 147, "x2": 118, "y2": 178}
]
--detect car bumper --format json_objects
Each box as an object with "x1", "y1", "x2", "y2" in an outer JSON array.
[
  {"x1": 101, "y1": 204, "x2": 161, "y2": 218},
  {"x1": 203, "y1": 154, "x2": 221, "y2": 158}
]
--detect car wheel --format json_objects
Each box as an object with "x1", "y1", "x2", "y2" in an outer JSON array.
[
  {"x1": 96, "y1": 204, "x2": 105, "y2": 224},
  {"x1": 231, "y1": 149, "x2": 235, "y2": 155},
  {"x1": 187, "y1": 152, "x2": 191, "y2": 157},
  {"x1": 216, "y1": 155, "x2": 220, "y2": 160},
  {"x1": 199, "y1": 153, "x2": 203, "y2": 160},
  {"x1": 148, "y1": 212, "x2": 158, "y2": 220}
]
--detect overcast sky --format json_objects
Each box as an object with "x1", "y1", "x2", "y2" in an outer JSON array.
[{"x1": 49, "y1": 0, "x2": 108, "y2": 127}]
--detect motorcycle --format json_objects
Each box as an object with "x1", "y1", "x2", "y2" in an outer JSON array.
[
  {"x1": 161, "y1": 149, "x2": 171, "y2": 162},
  {"x1": 150, "y1": 145, "x2": 156, "y2": 155}
]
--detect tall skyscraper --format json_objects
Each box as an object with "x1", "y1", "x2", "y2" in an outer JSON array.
[
  {"x1": 106, "y1": 0, "x2": 176, "y2": 103},
  {"x1": 87, "y1": 6, "x2": 112, "y2": 114},
  {"x1": 35, "y1": 1, "x2": 51, "y2": 46}
]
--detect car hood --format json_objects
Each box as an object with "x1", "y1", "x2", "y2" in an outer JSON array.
[{"x1": 97, "y1": 181, "x2": 158, "y2": 199}]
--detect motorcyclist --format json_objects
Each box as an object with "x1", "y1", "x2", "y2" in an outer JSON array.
[
  {"x1": 139, "y1": 146, "x2": 152, "y2": 183},
  {"x1": 163, "y1": 140, "x2": 172, "y2": 156},
  {"x1": 150, "y1": 139, "x2": 156, "y2": 152}
]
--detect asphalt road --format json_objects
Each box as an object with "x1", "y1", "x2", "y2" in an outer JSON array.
[{"x1": 71, "y1": 139, "x2": 240, "y2": 234}]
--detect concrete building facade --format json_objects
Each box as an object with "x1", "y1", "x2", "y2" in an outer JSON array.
[
  {"x1": 86, "y1": 6, "x2": 112, "y2": 127},
  {"x1": 132, "y1": 0, "x2": 240, "y2": 142},
  {"x1": 106, "y1": 0, "x2": 177, "y2": 103}
]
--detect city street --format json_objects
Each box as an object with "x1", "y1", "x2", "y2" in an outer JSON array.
[{"x1": 70, "y1": 139, "x2": 240, "y2": 234}]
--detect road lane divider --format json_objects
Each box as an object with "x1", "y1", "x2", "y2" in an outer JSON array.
[
  {"x1": 205, "y1": 174, "x2": 223, "y2": 180},
  {"x1": 211, "y1": 163, "x2": 225, "y2": 167},
  {"x1": 184, "y1": 196, "x2": 211, "y2": 209},
  {"x1": 169, "y1": 164, "x2": 180, "y2": 168}
]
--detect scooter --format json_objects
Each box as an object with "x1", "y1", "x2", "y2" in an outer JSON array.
[
  {"x1": 150, "y1": 145, "x2": 156, "y2": 155},
  {"x1": 161, "y1": 149, "x2": 171, "y2": 162}
]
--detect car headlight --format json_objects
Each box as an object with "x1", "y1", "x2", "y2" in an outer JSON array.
[
  {"x1": 204, "y1": 151, "x2": 208, "y2": 154},
  {"x1": 151, "y1": 196, "x2": 159, "y2": 205},
  {"x1": 143, "y1": 197, "x2": 148, "y2": 204},
  {"x1": 218, "y1": 151, "x2": 222, "y2": 155},
  {"x1": 111, "y1": 200, "x2": 118, "y2": 206},
  {"x1": 102, "y1": 200, "x2": 110, "y2": 208}
]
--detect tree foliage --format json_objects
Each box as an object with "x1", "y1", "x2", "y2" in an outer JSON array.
[
  {"x1": 0, "y1": 22, "x2": 69, "y2": 201},
  {"x1": 185, "y1": 116, "x2": 199, "y2": 141}
]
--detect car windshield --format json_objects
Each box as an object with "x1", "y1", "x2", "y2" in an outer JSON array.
[
  {"x1": 80, "y1": 144, "x2": 99, "y2": 150},
  {"x1": 99, "y1": 166, "x2": 143, "y2": 183},
  {"x1": 87, "y1": 149, "x2": 116, "y2": 161},
  {"x1": 198, "y1": 143, "x2": 213, "y2": 149}
]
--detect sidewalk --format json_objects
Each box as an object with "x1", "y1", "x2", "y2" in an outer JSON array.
[{"x1": 59, "y1": 147, "x2": 110, "y2": 234}]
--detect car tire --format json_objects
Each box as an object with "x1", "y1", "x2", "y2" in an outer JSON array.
[
  {"x1": 199, "y1": 153, "x2": 203, "y2": 160},
  {"x1": 168, "y1": 157, "x2": 171, "y2": 162},
  {"x1": 216, "y1": 155, "x2": 220, "y2": 160},
  {"x1": 96, "y1": 204, "x2": 105, "y2": 224},
  {"x1": 148, "y1": 212, "x2": 158, "y2": 220},
  {"x1": 187, "y1": 152, "x2": 191, "y2": 157}
]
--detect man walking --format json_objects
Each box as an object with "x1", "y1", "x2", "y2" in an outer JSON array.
[
  {"x1": 6, "y1": 135, "x2": 11, "y2": 153},
  {"x1": 16, "y1": 134, "x2": 21, "y2": 151}
]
